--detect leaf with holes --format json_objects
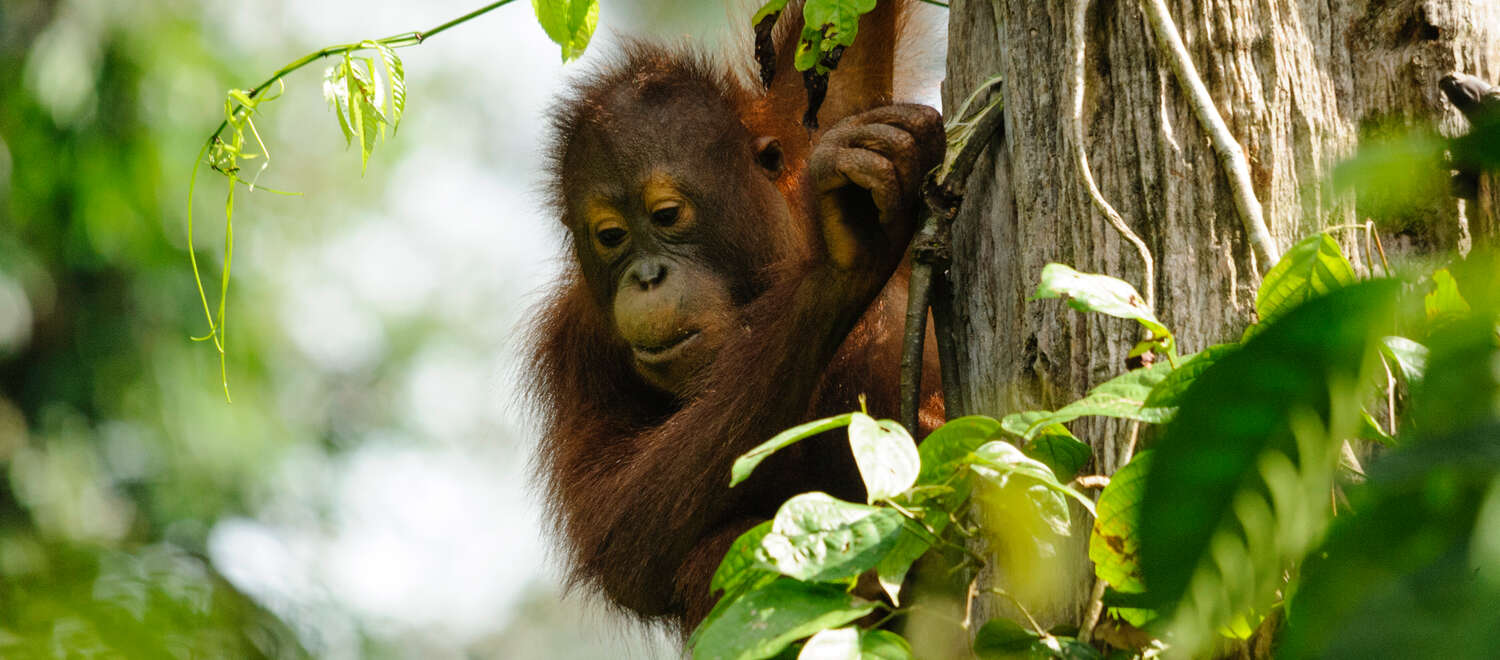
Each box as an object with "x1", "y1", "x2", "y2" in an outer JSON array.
[
  {"x1": 1088, "y1": 451, "x2": 1156, "y2": 627},
  {"x1": 794, "y1": 0, "x2": 877, "y2": 73}
]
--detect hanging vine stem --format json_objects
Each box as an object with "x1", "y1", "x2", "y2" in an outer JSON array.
[
  {"x1": 1069, "y1": 0, "x2": 1155, "y2": 309},
  {"x1": 900, "y1": 76, "x2": 1006, "y2": 432},
  {"x1": 1139, "y1": 0, "x2": 1279, "y2": 272},
  {"x1": 187, "y1": 0, "x2": 519, "y2": 401}
]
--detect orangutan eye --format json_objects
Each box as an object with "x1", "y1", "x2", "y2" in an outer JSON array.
[
  {"x1": 597, "y1": 226, "x2": 627, "y2": 248},
  {"x1": 651, "y1": 205, "x2": 680, "y2": 227}
]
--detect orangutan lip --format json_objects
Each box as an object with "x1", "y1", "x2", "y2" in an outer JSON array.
[{"x1": 633, "y1": 331, "x2": 700, "y2": 364}]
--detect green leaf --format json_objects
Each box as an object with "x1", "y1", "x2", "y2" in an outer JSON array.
[
  {"x1": 690, "y1": 579, "x2": 877, "y2": 660},
  {"x1": 858, "y1": 629, "x2": 914, "y2": 660},
  {"x1": 848, "y1": 414, "x2": 919, "y2": 503},
  {"x1": 367, "y1": 40, "x2": 405, "y2": 133},
  {"x1": 753, "y1": 0, "x2": 790, "y2": 25},
  {"x1": 1425, "y1": 268, "x2": 1472, "y2": 322},
  {"x1": 712, "y1": 521, "x2": 777, "y2": 597},
  {"x1": 1406, "y1": 318, "x2": 1500, "y2": 440},
  {"x1": 973, "y1": 619, "x2": 1103, "y2": 660},
  {"x1": 757, "y1": 493, "x2": 907, "y2": 583},
  {"x1": 1140, "y1": 281, "x2": 1398, "y2": 655},
  {"x1": 798, "y1": 627, "x2": 858, "y2": 660},
  {"x1": 873, "y1": 524, "x2": 930, "y2": 606},
  {"x1": 1378, "y1": 336, "x2": 1427, "y2": 384},
  {"x1": 323, "y1": 64, "x2": 354, "y2": 145},
  {"x1": 794, "y1": 0, "x2": 878, "y2": 73},
  {"x1": 1088, "y1": 451, "x2": 1156, "y2": 627},
  {"x1": 1024, "y1": 428, "x2": 1091, "y2": 482},
  {"x1": 1254, "y1": 233, "x2": 1357, "y2": 324},
  {"x1": 917, "y1": 416, "x2": 1001, "y2": 486},
  {"x1": 532, "y1": 0, "x2": 598, "y2": 62},
  {"x1": 1032, "y1": 263, "x2": 1172, "y2": 346},
  {"x1": 1001, "y1": 361, "x2": 1177, "y2": 440},
  {"x1": 971, "y1": 441, "x2": 1095, "y2": 518},
  {"x1": 1144, "y1": 344, "x2": 1238, "y2": 408},
  {"x1": 733, "y1": 414, "x2": 856, "y2": 487},
  {"x1": 1357, "y1": 410, "x2": 1394, "y2": 446}
]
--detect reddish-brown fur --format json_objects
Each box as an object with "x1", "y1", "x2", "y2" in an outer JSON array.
[{"x1": 530, "y1": 1, "x2": 943, "y2": 633}]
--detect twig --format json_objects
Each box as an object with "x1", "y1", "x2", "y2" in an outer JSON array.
[
  {"x1": 1139, "y1": 0, "x2": 1279, "y2": 271},
  {"x1": 1070, "y1": 0, "x2": 1155, "y2": 308}
]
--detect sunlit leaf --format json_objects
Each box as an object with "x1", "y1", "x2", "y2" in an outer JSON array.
[
  {"x1": 757, "y1": 493, "x2": 907, "y2": 583},
  {"x1": 916, "y1": 415, "x2": 1001, "y2": 486},
  {"x1": 1088, "y1": 451, "x2": 1156, "y2": 627},
  {"x1": 1378, "y1": 336, "x2": 1427, "y2": 384},
  {"x1": 1002, "y1": 361, "x2": 1177, "y2": 440},
  {"x1": 691, "y1": 578, "x2": 876, "y2": 660},
  {"x1": 1032, "y1": 263, "x2": 1171, "y2": 345},
  {"x1": 971, "y1": 441, "x2": 1095, "y2": 517},
  {"x1": 733, "y1": 414, "x2": 855, "y2": 487},
  {"x1": 1144, "y1": 344, "x2": 1237, "y2": 408},
  {"x1": 532, "y1": 0, "x2": 598, "y2": 62},
  {"x1": 848, "y1": 414, "x2": 919, "y2": 503},
  {"x1": 794, "y1": 0, "x2": 877, "y2": 73},
  {"x1": 1255, "y1": 233, "x2": 1357, "y2": 324},
  {"x1": 1425, "y1": 268, "x2": 1471, "y2": 323},
  {"x1": 711, "y1": 521, "x2": 776, "y2": 597},
  {"x1": 798, "y1": 627, "x2": 858, "y2": 660},
  {"x1": 368, "y1": 40, "x2": 406, "y2": 132}
]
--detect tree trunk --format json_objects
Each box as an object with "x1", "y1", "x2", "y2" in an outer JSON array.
[{"x1": 941, "y1": 0, "x2": 1500, "y2": 637}]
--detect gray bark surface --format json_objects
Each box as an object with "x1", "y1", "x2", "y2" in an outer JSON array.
[{"x1": 941, "y1": 0, "x2": 1500, "y2": 632}]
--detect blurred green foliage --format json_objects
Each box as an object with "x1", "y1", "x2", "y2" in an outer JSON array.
[{"x1": 0, "y1": 0, "x2": 306, "y2": 655}]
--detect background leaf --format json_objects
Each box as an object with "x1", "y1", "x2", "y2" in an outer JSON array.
[{"x1": 1031, "y1": 263, "x2": 1170, "y2": 341}]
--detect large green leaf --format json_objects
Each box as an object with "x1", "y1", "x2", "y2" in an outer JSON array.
[
  {"x1": 916, "y1": 415, "x2": 1001, "y2": 486},
  {"x1": 1254, "y1": 233, "x2": 1357, "y2": 323},
  {"x1": 858, "y1": 630, "x2": 915, "y2": 660},
  {"x1": 798, "y1": 627, "x2": 858, "y2": 660},
  {"x1": 691, "y1": 579, "x2": 877, "y2": 660},
  {"x1": 1139, "y1": 281, "x2": 1398, "y2": 655},
  {"x1": 1143, "y1": 344, "x2": 1237, "y2": 408},
  {"x1": 757, "y1": 493, "x2": 907, "y2": 583},
  {"x1": 1378, "y1": 336, "x2": 1427, "y2": 385},
  {"x1": 1023, "y1": 427, "x2": 1091, "y2": 482},
  {"x1": 1031, "y1": 263, "x2": 1171, "y2": 343},
  {"x1": 970, "y1": 441, "x2": 1095, "y2": 518},
  {"x1": 1001, "y1": 360, "x2": 1177, "y2": 440},
  {"x1": 1087, "y1": 451, "x2": 1156, "y2": 627},
  {"x1": 711, "y1": 521, "x2": 776, "y2": 597},
  {"x1": 733, "y1": 414, "x2": 855, "y2": 487},
  {"x1": 848, "y1": 414, "x2": 919, "y2": 503},
  {"x1": 972, "y1": 619, "x2": 1102, "y2": 659},
  {"x1": 531, "y1": 0, "x2": 598, "y2": 62}
]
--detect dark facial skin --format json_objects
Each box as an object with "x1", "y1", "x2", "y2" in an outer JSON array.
[{"x1": 561, "y1": 85, "x2": 789, "y2": 396}]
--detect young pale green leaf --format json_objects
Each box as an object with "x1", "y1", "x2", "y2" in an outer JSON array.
[
  {"x1": 690, "y1": 579, "x2": 877, "y2": 660},
  {"x1": 1024, "y1": 428, "x2": 1092, "y2": 482},
  {"x1": 1140, "y1": 281, "x2": 1398, "y2": 655},
  {"x1": 970, "y1": 441, "x2": 1096, "y2": 517},
  {"x1": 367, "y1": 40, "x2": 406, "y2": 132},
  {"x1": 916, "y1": 415, "x2": 1001, "y2": 486},
  {"x1": 1425, "y1": 268, "x2": 1472, "y2": 322},
  {"x1": 711, "y1": 521, "x2": 776, "y2": 597},
  {"x1": 1088, "y1": 451, "x2": 1156, "y2": 627},
  {"x1": 532, "y1": 0, "x2": 598, "y2": 62},
  {"x1": 323, "y1": 64, "x2": 354, "y2": 145},
  {"x1": 1379, "y1": 336, "x2": 1427, "y2": 384},
  {"x1": 848, "y1": 414, "x2": 919, "y2": 503},
  {"x1": 1144, "y1": 345, "x2": 1236, "y2": 408},
  {"x1": 798, "y1": 627, "x2": 858, "y2": 660},
  {"x1": 733, "y1": 413, "x2": 855, "y2": 487},
  {"x1": 858, "y1": 630, "x2": 914, "y2": 660},
  {"x1": 1032, "y1": 263, "x2": 1171, "y2": 341},
  {"x1": 1255, "y1": 233, "x2": 1357, "y2": 323},
  {"x1": 758, "y1": 493, "x2": 907, "y2": 583},
  {"x1": 1002, "y1": 360, "x2": 1177, "y2": 441}
]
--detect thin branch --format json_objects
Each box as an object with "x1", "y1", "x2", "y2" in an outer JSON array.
[
  {"x1": 1139, "y1": 0, "x2": 1280, "y2": 271},
  {"x1": 1070, "y1": 0, "x2": 1155, "y2": 308},
  {"x1": 900, "y1": 80, "x2": 1006, "y2": 430}
]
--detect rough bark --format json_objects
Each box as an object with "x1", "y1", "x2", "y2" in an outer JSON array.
[{"x1": 943, "y1": 0, "x2": 1500, "y2": 634}]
